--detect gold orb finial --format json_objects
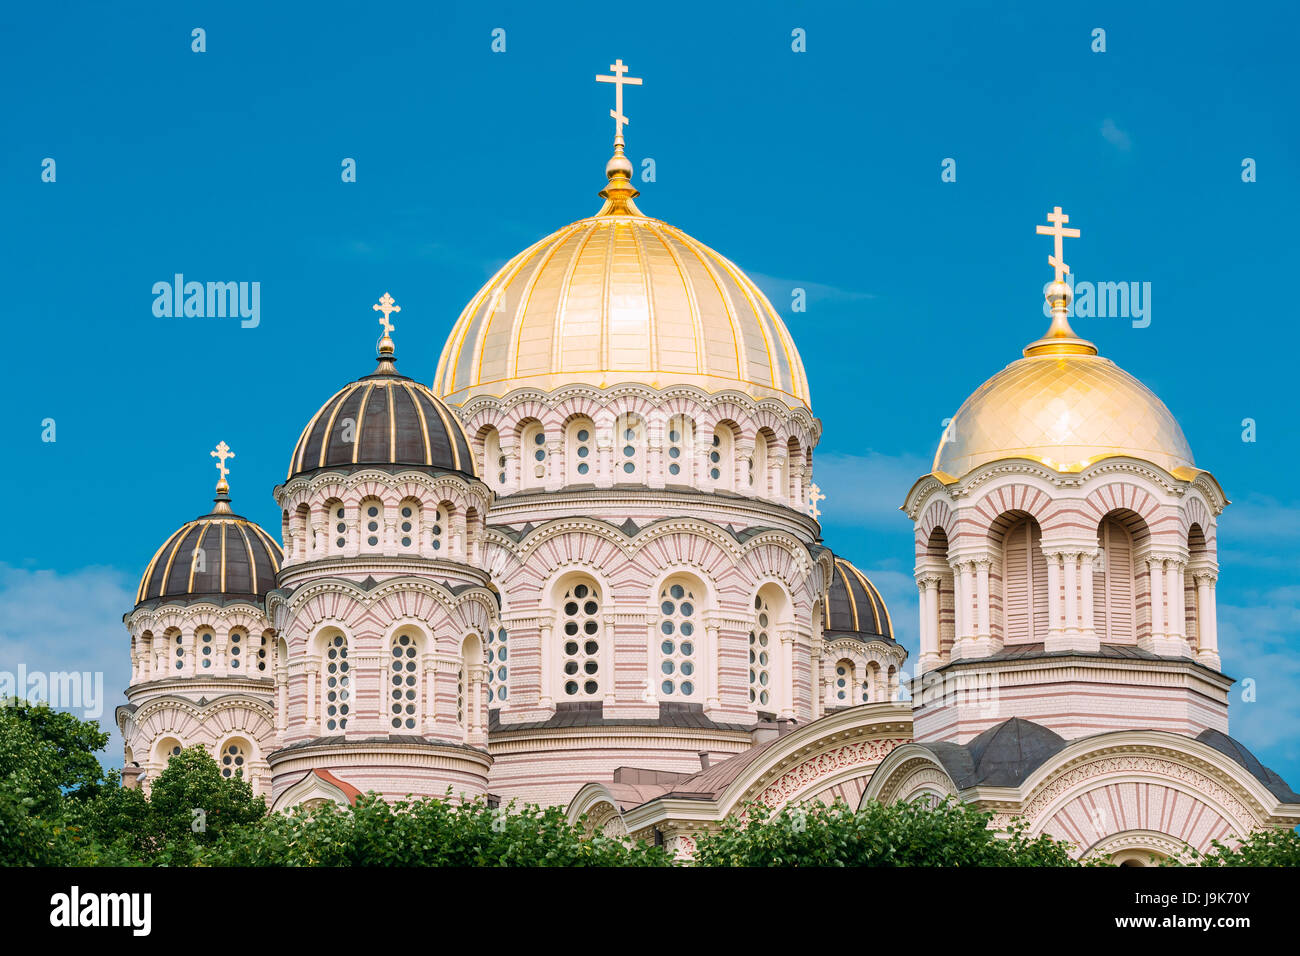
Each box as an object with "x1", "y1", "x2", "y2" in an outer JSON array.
[
  {"x1": 595, "y1": 59, "x2": 645, "y2": 216},
  {"x1": 372, "y1": 292, "x2": 401, "y2": 372},
  {"x1": 1025, "y1": 206, "x2": 1097, "y2": 357},
  {"x1": 209, "y1": 440, "x2": 235, "y2": 514}
]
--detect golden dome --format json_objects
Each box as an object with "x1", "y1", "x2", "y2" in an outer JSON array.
[
  {"x1": 434, "y1": 146, "x2": 811, "y2": 409},
  {"x1": 934, "y1": 294, "x2": 1195, "y2": 481}
]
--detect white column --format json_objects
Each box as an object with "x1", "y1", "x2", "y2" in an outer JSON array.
[
  {"x1": 1167, "y1": 560, "x2": 1186, "y2": 649},
  {"x1": 306, "y1": 667, "x2": 317, "y2": 729},
  {"x1": 706, "y1": 624, "x2": 721, "y2": 710},
  {"x1": 780, "y1": 633, "x2": 796, "y2": 720},
  {"x1": 1046, "y1": 553, "x2": 1063, "y2": 642},
  {"x1": 1197, "y1": 573, "x2": 1220, "y2": 665},
  {"x1": 1080, "y1": 551, "x2": 1097, "y2": 647},
  {"x1": 919, "y1": 576, "x2": 940, "y2": 670},
  {"x1": 976, "y1": 560, "x2": 991, "y2": 643},
  {"x1": 1063, "y1": 552, "x2": 1079, "y2": 636},
  {"x1": 1149, "y1": 558, "x2": 1165, "y2": 642}
]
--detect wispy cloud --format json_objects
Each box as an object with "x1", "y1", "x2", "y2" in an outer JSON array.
[
  {"x1": 747, "y1": 271, "x2": 877, "y2": 310},
  {"x1": 1100, "y1": 117, "x2": 1133, "y2": 152},
  {"x1": 0, "y1": 564, "x2": 135, "y2": 771}
]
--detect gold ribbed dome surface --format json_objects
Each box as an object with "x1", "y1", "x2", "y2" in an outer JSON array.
[
  {"x1": 934, "y1": 345, "x2": 1196, "y2": 481},
  {"x1": 434, "y1": 154, "x2": 810, "y2": 408}
]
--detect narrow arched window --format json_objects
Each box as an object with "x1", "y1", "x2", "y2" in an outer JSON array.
[
  {"x1": 482, "y1": 427, "x2": 506, "y2": 488},
  {"x1": 709, "y1": 426, "x2": 735, "y2": 490},
  {"x1": 616, "y1": 414, "x2": 644, "y2": 478},
  {"x1": 431, "y1": 505, "x2": 447, "y2": 552},
  {"x1": 561, "y1": 581, "x2": 602, "y2": 698},
  {"x1": 665, "y1": 416, "x2": 693, "y2": 482},
  {"x1": 329, "y1": 502, "x2": 347, "y2": 553},
  {"x1": 749, "y1": 594, "x2": 772, "y2": 707},
  {"x1": 323, "y1": 633, "x2": 351, "y2": 732},
  {"x1": 398, "y1": 500, "x2": 420, "y2": 551},
  {"x1": 567, "y1": 419, "x2": 595, "y2": 482},
  {"x1": 389, "y1": 633, "x2": 420, "y2": 730},
  {"x1": 835, "y1": 660, "x2": 856, "y2": 702},
  {"x1": 219, "y1": 740, "x2": 248, "y2": 779},
  {"x1": 658, "y1": 581, "x2": 699, "y2": 698},
  {"x1": 521, "y1": 422, "x2": 546, "y2": 487},
  {"x1": 174, "y1": 632, "x2": 186, "y2": 671},
  {"x1": 360, "y1": 498, "x2": 383, "y2": 549},
  {"x1": 197, "y1": 628, "x2": 215, "y2": 670},
  {"x1": 487, "y1": 627, "x2": 509, "y2": 704}
]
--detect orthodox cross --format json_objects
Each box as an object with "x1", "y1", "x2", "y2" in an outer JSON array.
[
  {"x1": 373, "y1": 292, "x2": 401, "y2": 335},
  {"x1": 210, "y1": 441, "x2": 234, "y2": 482},
  {"x1": 595, "y1": 59, "x2": 642, "y2": 140},
  {"x1": 807, "y1": 483, "x2": 826, "y2": 520},
  {"x1": 1035, "y1": 206, "x2": 1080, "y2": 283}
]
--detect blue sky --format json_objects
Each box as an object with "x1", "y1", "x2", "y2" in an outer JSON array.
[{"x1": 1, "y1": 2, "x2": 1298, "y2": 784}]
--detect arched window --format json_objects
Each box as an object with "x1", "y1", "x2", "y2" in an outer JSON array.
[
  {"x1": 322, "y1": 632, "x2": 351, "y2": 732},
  {"x1": 615, "y1": 413, "x2": 645, "y2": 478},
  {"x1": 360, "y1": 498, "x2": 384, "y2": 550},
  {"x1": 157, "y1": 737, "x2": 183, "y2": 767},
  {"x1": 327, "y1": 500, "x2": 347, "y2": 553},
  {"x1": 1095, "y1": 513, "x2": 1139, "y2": 642},
  {"x1": 834, "y1": 659, "x2": 855, "y2": 703},
  {"x1": 487, "y1": 627, "x2": 509, "y2": 704},
  {"x1": 867, "y1": 661, "x2": 881, "y2": 702},
  {"x1": 521, "y1": 421, "x2": 547, "y2": 487},
  {"x1": 749, "y1": 594, "x2": 773, "y2": 708},
  {"x1": 430, "y1": 504, "x2": 447, "y2": 552},
  {"x1": 197, "y1": 628, "x2": 215, "y2": 670},
  {"x1": 389, "y1": 632, "x2": 420, "y2": 730},
  {"x1": 998, "y1": 514, "x2": 1049, "y2": 643},
  {"x1": 786, "y1": 438, "x2": 802, "y2": 501},
  {"x1": 752, "y1": 429, "x2": 774, "y2": 495},
  {"x1": 560, "y1": 580, "x2": 602, "y2": 698},
  {"x1": 457, "y1": 664, "x2": 465, "y2": 725},
  {"x1": 665, "y1": 416, "x2": 693, "y2": 482},
  {"x1": 174, "y1": 632, "x2": 186, "y2": 672},
  {"x1": 710, "y1": 424, "x2": 735, "y2": 490},
  {"x1": 657, "y1": 580, "x2": 700, "y2": 698},
  {"x1": 397, "y1": 499, "x2": 420, "y2": 551},
  {"x1": 293, "y1": 504, "x2": 310, "y2": 559},
  {"x1": 257, "y1": 631, "x2": 269, "y2": 673},
  {"x1": 218, "y1": 739, "x2": 248, "y2": 779},
  {"x1": 227, "y1": 628, "x2": 246, "y2": 671},
  {"x1": 567, "y1": 418, "x2": 595, "y2": 482},
  {"x1": 482, "y1": 427, "x2": 506, "y2": 489}
]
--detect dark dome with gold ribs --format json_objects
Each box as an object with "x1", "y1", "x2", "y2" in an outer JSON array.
[
  {"x1": 287, "y1": 299, "x2": 474, "y2": 482},
  {"x1": 136, "y1": 495, "x2": 282, "y2": 607},
  {"x1": 825, "y1": 556, "x2": 894, "y2": 643}
]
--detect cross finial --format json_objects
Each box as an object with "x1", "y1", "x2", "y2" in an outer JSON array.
[
  {"x1": 210, "y1": 441, "x2": 234, "y2": 483},
  {"x1": 372, "y1": 292, "x2": 400, "y2": 336},
  {"x1": 807, "y1": 483, "x2": 826, "y2": 520},
  {"x1": 595, "y1": 59, "x2": 643, "y2": 142},
  {"x1": 1035, "y1": 206, "x2": 1081, "y2": 283}
]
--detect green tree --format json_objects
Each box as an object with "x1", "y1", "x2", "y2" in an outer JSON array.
[
  {"x1": 692, "y1": 799, "x2": 1082, "y2": 867},
  {"x1": 0, "y1": 699, "x2": 111, "y2": 865},
  {"x1": 69, "y1": 745, "x2": 267, "y2": 865},
  {"x1": 1165, "y1": 826, "x2": 1300, "y2": 867},
  {"x1": 201, "y1": 794, "x2": 672, "y2": 867}
]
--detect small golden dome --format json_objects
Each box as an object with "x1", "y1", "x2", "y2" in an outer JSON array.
[
  {"x1": 934, "y1": 306, "x2": 1195, "y2": 481},
  {"x1": 434, "y1": 150, "x2": 811, "y2": 409}
]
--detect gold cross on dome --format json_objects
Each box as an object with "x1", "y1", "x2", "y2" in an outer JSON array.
[
  {"x1": 596, "y1": 59, "x2": 642, "y2": 140},
  {"x1": 1036, "y1": 206, "x2": 1081, "y2": 283},
  {"x1": 372, "y1": 292, "x2": 400, "y2": 335},
  {"x1": 210, "y1": 441, "x2": 234, "y2": 481}
]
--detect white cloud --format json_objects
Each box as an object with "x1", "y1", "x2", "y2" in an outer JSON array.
[
  {"x1": 1100, "y1": 117, "x2": 1133, "y2": 151},
  {"x1": 746, "y1": 271, "x2": 877, "y2": 308},
  {"x1": 0, "y1": 564, "x2": 134, "y2": 772}
]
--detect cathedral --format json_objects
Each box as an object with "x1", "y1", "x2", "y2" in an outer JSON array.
[{"x1": 116, "y1": 62, "x2": 1300, "y2": 863}]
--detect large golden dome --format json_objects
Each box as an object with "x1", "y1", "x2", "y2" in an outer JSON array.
[
  {"x1": 933, "y1": 298, "x2": 1195, "y2": 481},
  {"x1": 434, "y1": 147, "x2": 810, "y2": 408}
]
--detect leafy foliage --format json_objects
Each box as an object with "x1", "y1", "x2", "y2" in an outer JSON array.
[
  {"x1": 1165, "y1": 826, "x2": 1300, "y2": 867},
  {"x1": 200, "y1": 795, "x2": 672, "y2": 867},
  {"x1": 692, "y1": 799, "x2": 1082, "y2": 867}
]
